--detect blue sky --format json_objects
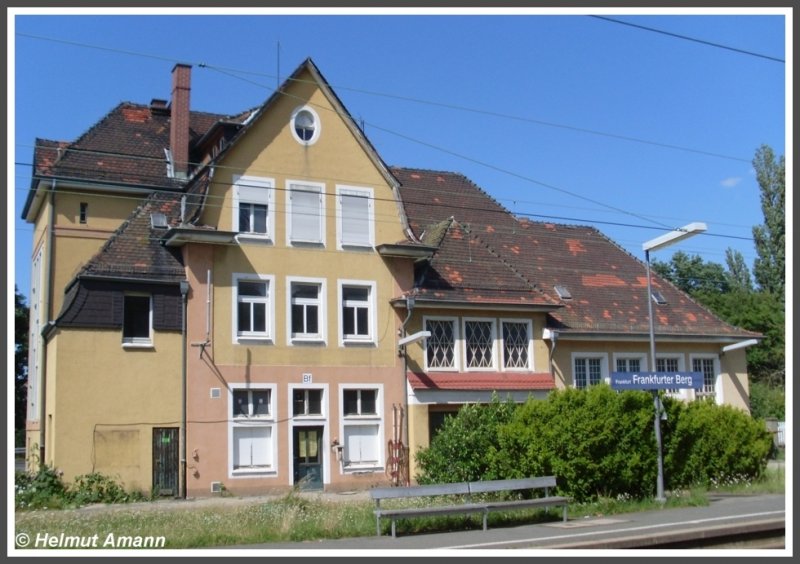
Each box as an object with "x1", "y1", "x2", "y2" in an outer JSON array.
[{"x1": 9, "y1": 7, "x2": 789, "y2": 301}]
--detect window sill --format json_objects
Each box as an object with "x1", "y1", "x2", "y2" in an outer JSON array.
[
  {"x1": 122, "y1": 341, "x2": 154, "y2": 350},
  {"x1": 231, "y1": 468, "x2": 277, "y2": 478},
  {"x1": 235, "y1": 336, "x2": 274, "y2": 345},
  {"x1": 342, "y1": 465, "x2": 382, "y2": 474},
  {"x1": 235, "y1": 234, "x2": 273, "y2": 245},
  {"x1": 288, "y1": 239, "x2": 325, "y2": 246},
  {"x1": 290, "y1": 338, "x2": 325, "y2": 346},
  {"x1": 342, "y1": 338, "x2": 376, "y2": 347},
  {"x1": 338, "y1": 243, "x2": 375, "y2": 252}
]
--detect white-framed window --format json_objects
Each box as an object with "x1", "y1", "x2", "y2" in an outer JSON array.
[
  {"x1": 657, "y1": 355, "x2": 685, "y2": 396},
  {"x1": 287, "y1": 181, "x2": 325, "y2": 246},
  {"x1": 287, "y1": 277, "x2": 326, "y2": 344},
  {"x1": 122, "y1": 294, "x2": 152, "y2": 347},
  {"x1": 290, "y1": 105, "x2": 321, "y2": 145},
  {"x1": 424, "y1": 316, "x2": 459, "y2": 371},
  {"x1": 500, "y1": 319, "x2": 532, "y2": 371},
  {"x1": 338, "y1": 280, "x2": 376, "y2": 346},
  {"x1": 691, "y1": 355, "x2": 720, "y2": 402},
  {"x1": 336, "y1": 185, "x2": 374, "y2": 249},
  {"x1": 613, "y1": 354, "x2": 647, "y2": 374},
  {"x1": 572, "y1": 353, "x2": 609, "y2": 389},
  {"x1": 232, "y1": 175, "x2": 275, "y2": 242},
  {"x1": 340, "y1": 385, "x2": 382, "y2": 471},
  {"x1": 232, "y1": 274, "x2": 275, "y2": 343},
  {"x1": 463, "y1": 318, "x2": 497, "y2": 370},
  {"x1": 229, "y1": 384, "x2": 276, "y2": 476},
  {"x1": 290, "y1": 385, "x2": 326, "y2": 419}
]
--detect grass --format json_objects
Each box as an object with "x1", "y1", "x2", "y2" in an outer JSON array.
[{"x1": 14, "y1": 467, "x2": 785, "y2": 549}]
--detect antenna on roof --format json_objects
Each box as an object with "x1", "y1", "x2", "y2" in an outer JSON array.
[{"x1": 276, "y1": 40, "x2": 281, "y2": 89}]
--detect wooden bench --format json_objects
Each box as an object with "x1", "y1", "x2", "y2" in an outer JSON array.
[{"x1": 370, "y1": 476, "x2": 568, "y2": 537}]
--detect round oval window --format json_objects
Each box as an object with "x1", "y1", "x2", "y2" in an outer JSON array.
[{"x1": 292, "y1": 108, "x2": 319, "y2": 144}]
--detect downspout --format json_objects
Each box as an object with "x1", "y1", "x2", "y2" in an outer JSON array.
[
  {"x1": 399, "y1": 295, "x2": 415, "y2": 486},
  {"x1": 39, "y1": 179, "x2": 57, "y2": 466},
  {"x1": 543, "y1": 328, "x2": 559, "y2": 382},
  {"x1": 179, "y1": 280, "x2": 190, "y2": 499}
]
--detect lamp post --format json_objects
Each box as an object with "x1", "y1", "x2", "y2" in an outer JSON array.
[{"x1": 643, "y1": 222, "x2": 707, "y2": 503}]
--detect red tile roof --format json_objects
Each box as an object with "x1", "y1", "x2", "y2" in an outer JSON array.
[
  {"x1": 392, "y1": 167, "x2": 760, "y2": 340},
  {"x1": 27, "y1": 103, "x2": 237, "y2": 214}
]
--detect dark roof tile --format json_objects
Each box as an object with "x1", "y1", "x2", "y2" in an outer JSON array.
[{"x1": 393, "y1": 167, "x2": 760, "y2": 339}]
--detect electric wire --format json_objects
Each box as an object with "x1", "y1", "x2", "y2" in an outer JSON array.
[
  {"x1": 12, "y1": 32, "x2": 765, "y2": 271},
  {"x1": 12, "y1": 33, "x2": 766, "y2": 240},
  {"x1": 11, "y1": 173, "x2": 757, "y2": 249},
  {"x1": 13, "y1": 133, "x2": 761, "y2": 241},
  {"x1": 590, "y1": 15, "x2": 785, "y2": 63}
]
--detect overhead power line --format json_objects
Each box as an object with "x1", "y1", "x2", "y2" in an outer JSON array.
[
  {"x1": 17, "y1": 31, "x2": 754, "y2": 164},
  {"x1": 590, "y1": 15, "x2": 785, "y2": 63}
]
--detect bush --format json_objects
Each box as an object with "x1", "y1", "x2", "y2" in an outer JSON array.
[
  {"x1": 490, "y1": 385, "x2": 656, "y2": 503},
  {"x1": 414, "y1": 394, "x2": 516, "y2": 484},
  {"x1": 15, "y1": 465, "x2": 69, "y2": 510},
  {"x1": 664, "y1": 399, "x2": 773, "y2": 489},
  {"x1": 15, "y1": 466, "x2": 147, "y2": 510},
  {"x1": 748, "y1": 381, "x2": 785, "y2": 420},
  {"x1": 415, "y1": 386, "x2": 775, "y2": 504},
  {"x1": 70, "y1": 472, "x2": 147, "y2": 505}
]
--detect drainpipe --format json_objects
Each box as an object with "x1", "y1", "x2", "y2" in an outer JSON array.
[
  {"x1": 543, "y1": 328, "x2": 559, "y2": 381},
  {"x1": 399, "y1": 295, "x2": 415, "y2": 486},
  {"x1": 179, "y1": 279, "x2": 190, "y2": 499}
]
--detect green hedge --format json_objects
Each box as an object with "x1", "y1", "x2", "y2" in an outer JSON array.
[
  {"x1": 414, "y1": 385, "x2": 772, "y2": 503},
  {"x1": 664, "y1": 398, "x2": 773, "y2": 488}
]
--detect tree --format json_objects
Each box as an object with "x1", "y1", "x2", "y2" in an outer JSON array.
[
  {"x1": 15, "y1": 285, "x2": 29, "y2": 436},
  {"x1": 724, "y1": 248, "x2": 753, "y2": 293},
  {"x1": 651, "y1": 251, "x2": 729, "y2": 295},
  {"x1": 694, "y1": 289, "x2": 784, "y2": 386},
  {"x1": 751, "y1": 145, "x2": 785, "y2": 297}
]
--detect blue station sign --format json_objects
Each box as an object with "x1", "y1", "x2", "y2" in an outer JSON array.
[{"x1": 610, "y1": 371, "x2": 704, "y2": 390}]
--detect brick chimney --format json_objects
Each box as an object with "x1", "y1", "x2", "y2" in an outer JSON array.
[{"x1": 170, "y1": 63, "x2": 191, "y2": 179}]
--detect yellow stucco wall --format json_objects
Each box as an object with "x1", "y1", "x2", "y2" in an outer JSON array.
[
  {"x1": 199, "y1": 66, "x2": 406, "y2": 369},
  {"x1": 30, "y1": 188, "x2": 145, "y2": 319},
  {"x1": 45, "y1": 329, "x2": 182, "y2": 492},
  {"x1": 550, "y1": 339, "x2": 750, "y2": 411},
  {"x1": 182, "y1": 67, "x2": 412, "y2": 496}
]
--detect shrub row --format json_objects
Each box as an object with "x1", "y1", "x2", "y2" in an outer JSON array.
[{"x1": 415, "y1": 386, "x2": 773, "y2": 503}]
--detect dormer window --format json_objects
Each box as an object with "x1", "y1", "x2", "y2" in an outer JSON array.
[{"x1": 291, "y1": 106, "x2": 320, "y2": 145}]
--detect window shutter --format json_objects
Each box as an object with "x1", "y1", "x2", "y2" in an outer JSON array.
[
  {"x1": 291, "y1": 187, "x2": 322, "y2": 242},
  {"x1": 340, "y1": 191, "x2": 370, "y2": 246},
  {"x1": 344, "y1": 424, "x2": 378, "y2": 464},
  {"x1": 237, "y1": 182, "x2": 269, "y2": 204}
]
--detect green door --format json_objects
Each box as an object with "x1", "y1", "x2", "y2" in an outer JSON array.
[
  {"x1": 152, "y1": 427, "x2": 179, "y2": 497},
  {"x1": 293, "y1": 427, "x2": 323, "y2": 490}
]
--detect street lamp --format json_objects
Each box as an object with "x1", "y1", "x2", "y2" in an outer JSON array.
[{"x1": 643, "y1": 222, "x2": 707, "y2": 503}]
